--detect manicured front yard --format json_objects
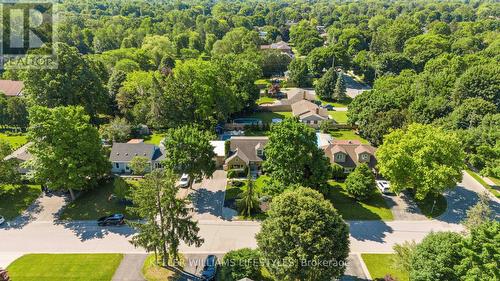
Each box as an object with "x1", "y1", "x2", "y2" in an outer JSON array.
[
  {"x1": 466, "y1": 169, "x2": 500, "y2": 198},
  {"x1": 415, "y1": 193, "x2": 447, "y2": 218},
  {"x1": 0, "y1": 133, "x2": 28, "y2": 149},
  {"x1": 7, "y1": 254, "x2": 123, "y2": 281},
  {"x1": 0, "y1": 184, "x2": 41, "y2": 220},
  {"x1": 328, "y1": 110, "x2": 348, "y2": 124},
  {"x1": 329, "y1": 130, "x2": 369, "y2": 144},
  {"x1": 225, "y1": 175, "x2": 270, "y2": 220},
  {"x1": 59, "y1": 179, "x2": 138, "y2": 220},
  {"x1": 361, "y1": 254, "x2": 409, "y2": 281},
  {"x1": 325, "y1": 181, "x2": 393, "y2": 221}
]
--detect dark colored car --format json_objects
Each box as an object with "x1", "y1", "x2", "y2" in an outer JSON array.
[
  {"x1": 200, "y1": 255, "x2": 217, "y2": 281},
  {"x1": 97, "y1": 214, "x2": 125, "y2": 226},
  {"x1": 322, "y1": 104, "x2": 334, "y2": 110}
]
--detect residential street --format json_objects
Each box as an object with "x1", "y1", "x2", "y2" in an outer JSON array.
[{"x1": 0, "y1": 171, "x2": 497, "y2": 271}]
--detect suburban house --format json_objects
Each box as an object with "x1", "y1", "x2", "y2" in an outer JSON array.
[
  {"x1": 259, "y1": 88, "x2": 316, "y2": 112},
  {"x1": 109, "y1": 142, "x2": 165, "y2": 174},
  {"x1": 291, "y1": 100, "x2": 330, "y2": 128},
  {"x1": 210, "y1": 140, "x2": 226, "y2": 168},
  {"x1": 224, "y1": 136, "x2": 269, "y2": 172},
  {"x1": 260, "y1": 41, "x2": 293, "y2": 56},
  {"x1": 322, "y1": 140, "x2": 377, "y2": 173},
  {"x1": 0, "y1": 80, "x2": 24, "y2": 97},
  {"x1": 3, "y1": 143, "x2": 32, "y2": 174}
]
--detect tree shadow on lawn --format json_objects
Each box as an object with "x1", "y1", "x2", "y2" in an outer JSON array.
[
  {"x1": 437, "y1": 185, "x2": 500, "y2": 223},
  {"x1": 0, "y1": 185, "x2": 42, "y2": 230},
  {"x1": 189, "y1": 188, "x2": 226, "y2": 220}
]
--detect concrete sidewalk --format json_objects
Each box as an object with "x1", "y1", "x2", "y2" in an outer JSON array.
[{"x1": 112, "y1": 254, "x2": 147, "y2": 281}]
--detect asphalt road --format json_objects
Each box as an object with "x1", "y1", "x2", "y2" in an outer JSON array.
[{"x1": 1, "y1": 171, "x2": 496, "y2": 270}]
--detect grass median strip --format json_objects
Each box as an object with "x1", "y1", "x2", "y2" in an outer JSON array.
[
  {"x1": 361, "y1": 253, "x2": 409, "y2": 281},
  {"x1": 7, "y1": 254, "x2": 123, "y2": 281}
]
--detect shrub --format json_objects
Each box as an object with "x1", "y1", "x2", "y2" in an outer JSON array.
[
  {"x1": 331, "y1": 163, "x2": 346, "y2": 180},
  {"x1": 220, "y1": 248, "x2": 262, "y2": 281},
  {"x1": 227, "y1": 168, "x2": 248, "y2": 178},
  {"x1": 345, "y1": 163, "x2": 376, "y2": 200}
]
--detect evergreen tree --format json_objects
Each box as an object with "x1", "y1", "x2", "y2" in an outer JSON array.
[
  {"x1": 334, "y1": 71, "x2": 347, "y2": 101},
  {"x1": 237, "y1": 173, "x2": 259, "y2": 217}
]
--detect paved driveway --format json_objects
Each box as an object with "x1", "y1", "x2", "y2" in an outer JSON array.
[
  {"x1": 187, "y1": 170, "x2": 236, "y2": 221},
  {"x1": 382, "y1": 191, "x2": 427, "y2": 221},
  {"x1": 438, "y1": 171, "x2": 500, "y2": 223}
]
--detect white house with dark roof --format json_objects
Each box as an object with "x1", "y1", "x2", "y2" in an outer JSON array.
[{"x1": 109, "y1": 143, "x2": 165, "y2": 174}]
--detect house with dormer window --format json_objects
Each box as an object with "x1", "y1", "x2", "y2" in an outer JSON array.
[
  {"x1": 109, "y1": 141, "x2": 165, "y2": 174},
  {"x1": 224, "y1": 136, "x2": 269, "y2": 172},
  {"x1": 322, "y1": 140, "x2": 377, "y2": 173}
]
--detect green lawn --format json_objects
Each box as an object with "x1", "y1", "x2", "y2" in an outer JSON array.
[
  {"x1": 241, "y1": 111, "x2": 293, "y2": 124},
  {"x1": 329, "y1": 130, "x2": 369, "y2": 144},
  {"x1": 466, "y1": 169, "x2": 500, "y2": 198},
  {"x1": 361, "y1": 254, "x2": 409, "y2": 281},
  {"x1": 142, "y1": 254, "x2": 183, "y2": 281},
  {"x1": 490, "y1": 177, "x2": 500, "y2": 186},
  {"x1": 224, "y1": 175, "x2": 270, "y2": 220},
  {"x1": 256, "y1": 96, "x2": 277, "y2": 105},
  {"x1": 415, "y1": 193, "x2": 447, "y2": 218},
  {"x1": 0, "y1": 133, "x2": 28, "y2": 149},
  {"x1": 59, "y1": 179, "x2": 138, "y2": 220},
  {"x1": 144, "y1": 133, "x2": 166, "y2": 145},
  {"x1": 328, "y1": 111, "x2": 348, "y2": 124},
  {"x1": 320, "y1": 98, "x2": 351, "y2": 108},
  {"x1": 0, "y1": 184, "x2": 41, "y2": 220},
  {"x1": 7, "y1": 254, "x2": 123, "y2": 281},
  {"x1": 325, "y1": 181, "x2": 393, "y2": 221}
]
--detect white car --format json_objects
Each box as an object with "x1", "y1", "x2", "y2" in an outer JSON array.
[
  {"x1": 376, "y1": 180, "x2": 391, "y2": 194},
  {"x1": 179, "y1": 174, "x2": 190, "y2": 188},
  {"x1": 0, "y1": 216, "x2": 5, "y2": 225}
]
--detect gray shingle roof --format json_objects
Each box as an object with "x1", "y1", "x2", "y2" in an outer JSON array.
[{"x1": 109, "y1": 143, "x2": 164, "y2": 162}]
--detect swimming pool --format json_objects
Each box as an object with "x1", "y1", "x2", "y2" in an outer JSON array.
[{"x1": 232, "y1": 118, "x2": 263, "y2": 125}]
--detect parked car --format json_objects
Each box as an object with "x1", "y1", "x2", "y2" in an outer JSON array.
[
  {"x1": 179, "y1": 174, "x2": 190, "y2": 188},
  {"x1": 322, "y1": 104, "x2": 334, "y2": 110},
  {"x1": 97, "y1": 214, "x2": 125, "y2": 226},
  {"x1": 200, "y1": 255, "x2": 217, "y2": 281},
  {"x1": 0, "y1": 216, "x2": 5, "y2": 225},
  {"x1": 376, "y1": 180, "x2": 391, "y2": 194}
]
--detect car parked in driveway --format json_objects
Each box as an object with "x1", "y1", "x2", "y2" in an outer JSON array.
[
  {"x1": 97, "y1": 214, "x2": 125, "y2": 226},
  {"x1": 322, "y1": 104, "x2": 334, "y2": 110},
  {"x1": 376, "y1": 180, "x2": 391, "y2": 194},
  {"x1": 200, "y1": 255, "x2": 217, "y2": 281},
  {"x1": 178, "y1": 173, "x2": 190, "y2": 188},
  {"x1": 0, "y1": 216, "x2": 5, "y2": 225}
]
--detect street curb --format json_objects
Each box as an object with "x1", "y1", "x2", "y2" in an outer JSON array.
[{"x1": 356, "y1": 253, "x2": 372, "y2": 280}]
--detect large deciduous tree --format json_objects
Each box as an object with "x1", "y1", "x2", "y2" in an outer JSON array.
[
  {"x1": 20, "y1": 43, "x2": 108, "y2": 119},
  {"x1": 99, "y1": 117, "x2": 132, "y2": 143},
  {"x1": 161, "y1": 125, "x2": 216, "y2": 185},
  {"x1": 409, "y1": 232, "x2": 464, "y2": 281},
  {"x1": 128, "y1": 169, "x2": 203, "y2": 266},
  {"x1": 287, "y1": 58, "x2": 310, "y2": 87},
  {"x1": 256, "y1": 187, "x2": 349, "y2": 281},
  {"x1": 453, "y1": 63, "x2": 500, "y2": 109},
  {"x1": 376, "y1": 124, "x2": 464, "y2": 200},
  {"x1": 264, "y1": 118, "x2": 330, "y2": 191},
  {"x1": 27, "y1": 106, "x2": 109, "y2": 199}
]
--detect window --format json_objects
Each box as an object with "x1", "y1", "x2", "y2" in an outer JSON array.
[
  {"x1": 335, "y1": 153, "x2": 345, "y2": 161},
  {"x1": 125, "y1": 165, "x2": 130, "y2": 170},
  {"x1": 115, "y1": 163, "x2": 119, "y2": 169},
  {"x1": 344, "y1": 167, "x2": 353, "y2": 173},
  {"x1": 314, "y1": 120, "x2": 318, "y2": 124},
  {"x1": 257, "y1": 149, "x2": 263, "y2": 157},
  {"x1": 361, "y1": 154, "x2": 369, "y2": 160}
]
